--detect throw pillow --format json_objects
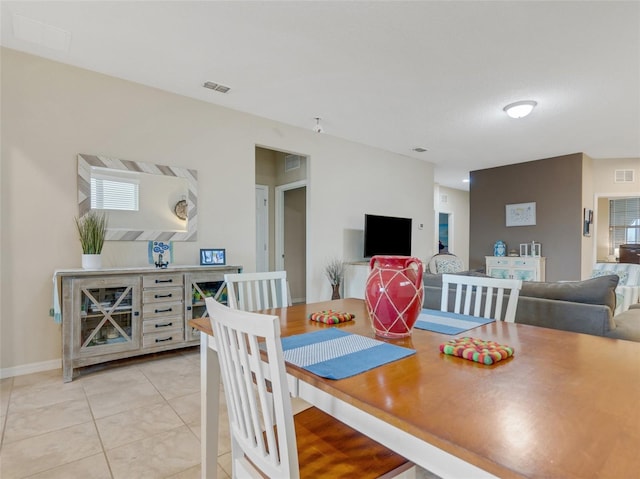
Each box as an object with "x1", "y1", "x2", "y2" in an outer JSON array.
[
  {"x1": 591, "y1": 269, "x2": 629, "y2": 286},
  {"x1": 435, "y1": 258, "x2": 464, "y2": 274}
]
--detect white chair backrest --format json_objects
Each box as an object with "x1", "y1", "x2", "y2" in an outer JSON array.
[
  {"x1": 205, "y1": 297, "x2": 299, "y2": 478},
  {"x1": 441, "y1": 274, "x2": 522, "y2": 323},
  {"x1": 224, "y1": 271, "x2": 291, "y2": 311}
]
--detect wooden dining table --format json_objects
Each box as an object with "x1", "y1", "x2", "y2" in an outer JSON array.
[{"x1": 190, "y1": 298, "x2": 640, "y2": 479}]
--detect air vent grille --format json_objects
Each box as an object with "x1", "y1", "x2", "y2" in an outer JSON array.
[
  {"x1": 440, "y1": 194, "x2": 448, "y2": 204},
  {"x1": 203, "y1": 81, "x2": 230, "y2": 93},
  {"x1": 285, "y1": 155, "x2": 302, "y2": 172},
  {"x1": 614, "y1": 169, "x2": 635, "y2": 183}
]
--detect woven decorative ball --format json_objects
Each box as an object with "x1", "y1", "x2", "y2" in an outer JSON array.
[
  {"x1": 308, "y1": 310, "x2": 355, "y2": 324},
  {"x1": 439, "y1": 337, "x2": 514, "y2": 365}
]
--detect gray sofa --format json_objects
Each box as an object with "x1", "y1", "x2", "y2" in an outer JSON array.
[{"x1": 423, "y1": 272, "x2": 640, "y2": 342}]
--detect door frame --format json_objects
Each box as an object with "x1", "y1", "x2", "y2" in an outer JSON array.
[
  {"x1": 275, "y1": 179, "x2": 307, "y2": 271},
  {"x1": 255, "y1": 184, "x2": 269, "y2": 272}
]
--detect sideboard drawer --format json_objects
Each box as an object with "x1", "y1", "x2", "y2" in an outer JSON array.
[
  {"x1": 143, "y1": 316, "x2": 183, "y2": 334},
  {"x1": 143, "y1": 274, "x2": 184, "y2": 288},
  {"x1": 143, "y1": 330, "x2": 184, "y2": 348},
  {"x1": 143, "y1": 286, "x2": 183, "y2": 304},
  {"x1": 486, "y1": 258, "x2": 511, "y2": 267},
  {"x1": 143, "y1": 301, "x2": 184, "y2": 319}
]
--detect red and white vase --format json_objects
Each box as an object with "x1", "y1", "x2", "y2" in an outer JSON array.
[{"x1": 365, "y1": 255, "x2": 424, "y2": 338}]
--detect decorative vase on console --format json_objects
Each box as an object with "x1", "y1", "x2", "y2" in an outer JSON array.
[{"x1": 364, "y1": 255, "x2": 424, "y2": 338}]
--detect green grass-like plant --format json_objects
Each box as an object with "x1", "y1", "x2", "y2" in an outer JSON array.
[{"x1": 75, "y1": 211, "x2": 108, "y2": 254}]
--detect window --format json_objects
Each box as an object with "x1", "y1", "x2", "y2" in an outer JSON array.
[
  {"x1": 91, "y1": 174, "x2": 139, "y2": 211},
  {"x1": 609, "y1": 197, "x2": 640, "y2": 253}
]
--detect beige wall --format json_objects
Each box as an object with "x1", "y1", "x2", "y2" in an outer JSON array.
[{"x1": 0, "y1": 48, "x2": 434, "y2": 374}]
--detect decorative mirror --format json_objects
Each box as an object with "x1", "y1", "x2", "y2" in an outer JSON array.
[{"x1": 77, "y1": 154, "x2": 197, "y2": 241}]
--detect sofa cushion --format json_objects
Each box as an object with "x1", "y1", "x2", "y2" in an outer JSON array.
[
  {"x1": 606, "y1": 308, "x2": 640, "y2": 342},
  {"x1": 519, "y1": 275, "x2": 619, "y2": 313}
]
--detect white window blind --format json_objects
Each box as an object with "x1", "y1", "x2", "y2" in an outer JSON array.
[
  {"x1": 609, "y1": 198, "x2": 640, "y2": 253},
  {"x1": 91, "y1": 174, "x2": 139, "y2": 211}
]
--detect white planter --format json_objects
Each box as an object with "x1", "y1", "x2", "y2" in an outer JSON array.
[{"x1": 82, "y1": 254, "x2": 102, "y2": 269}]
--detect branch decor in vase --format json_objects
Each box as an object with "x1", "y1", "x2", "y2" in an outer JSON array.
[
  {"x1": 75, "y1": 211, "x2": 108, "y2": 269},
  {"x1": 324, "y1": 258, "x2": 344, "y2": 300}
]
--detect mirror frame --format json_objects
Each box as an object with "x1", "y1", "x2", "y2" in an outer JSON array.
[{"x1": 78, "y1": 153, "x2": 198, "y2": 241}]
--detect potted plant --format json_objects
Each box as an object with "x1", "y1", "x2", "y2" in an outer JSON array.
[
  {"x1": 75, "y1": 211, "x2": 108, "y2": 269},
  {"x1": 324, "y1": 258, "x2": 344, "y2": 300}
]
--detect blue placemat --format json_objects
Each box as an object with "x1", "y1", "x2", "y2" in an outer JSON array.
[
  {"x1": 414, "y1": 309, "x2": 494, "y2": 335},
  {"x1": 281, "y1": 328, "x2": 415, "y2": 380}
]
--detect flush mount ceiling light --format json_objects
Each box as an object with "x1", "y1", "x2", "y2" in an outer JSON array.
[
  {"x1": 313, "y1": 117, "x2": 323, "y2": 133},
  {"x1": 413, "y1": 147, "x2": 428, "y2": 153},
  {"x1": 503, "y1": 100, "x2": 537, "y2": 119}
]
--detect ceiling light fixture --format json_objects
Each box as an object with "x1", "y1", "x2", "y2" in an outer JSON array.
[
  {"x1": 503, "y1": 100, "x2": 537, "y2": 119},
  {"x1": 413, "y1": 147, "x2": 428, "y2": 153},
  {"x1": 313, "y1": 117, "x2": 323, "y2": 133}
]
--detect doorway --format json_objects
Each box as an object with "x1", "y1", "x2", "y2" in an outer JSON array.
[
  {"x1": 255, "y1": 147, "x2": 308, "y2": 303},
  {"x1": 438, "y1": 212, "x2": 452, "y2": 253}
]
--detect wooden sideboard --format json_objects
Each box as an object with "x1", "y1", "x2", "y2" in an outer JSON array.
[{"x1": 55, "y1": 265, "x2": 241, "y2": 381}]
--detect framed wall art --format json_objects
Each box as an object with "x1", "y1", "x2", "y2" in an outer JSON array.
[{"x1": 506, "y1": 202, "x2": 536, "y2": 227}]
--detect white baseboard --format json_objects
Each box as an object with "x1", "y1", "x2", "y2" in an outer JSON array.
[{"x1": 0, "y1": 358, "x2": 61, "y2": 379}]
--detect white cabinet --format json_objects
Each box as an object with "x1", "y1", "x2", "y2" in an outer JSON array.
[
  {"x1": 485, "y1": 256, "x2": 546, "y2": 282},
  {"x1": 343, "y1": 262, "x2": 370, "y2": 299}
]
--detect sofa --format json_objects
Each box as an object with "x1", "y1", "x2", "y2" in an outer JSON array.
[{"x1": 423, "y1": 272, "x2": 640, "y2": 342}]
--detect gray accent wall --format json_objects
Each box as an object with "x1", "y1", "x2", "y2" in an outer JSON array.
[{"x1": 470, "y1": 153, "x2": 588, "y2": 281}]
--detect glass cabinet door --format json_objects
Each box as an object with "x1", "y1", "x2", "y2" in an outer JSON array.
[
  {"x1": 75, "y1": 276, "x2": 141, "y2": 355},
  {"x1": 186, "y1": 274, "x2": 229, "y2": 341}
]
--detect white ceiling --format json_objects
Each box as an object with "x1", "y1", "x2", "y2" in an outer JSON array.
[{"x1": 2, "y1": 1, "x2": 639, "y2": 190}]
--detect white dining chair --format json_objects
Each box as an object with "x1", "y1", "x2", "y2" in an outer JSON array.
[
  {"x1": 224, "y1": 270, "x2": 292, "y2": 311},
  {"x1": 204, "y1": 297, "x2": 413, "y2": 479},
  {"x1": 441, "y1": 274, "x2": 522, "y2": 323}
]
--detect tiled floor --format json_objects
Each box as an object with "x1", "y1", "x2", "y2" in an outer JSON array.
[
  {"x1": 1, "y1": 348, "x2": 438, "y2": 479},
  {"x1": 0, "y1": 348, "x2": 221, "y2": 479}
]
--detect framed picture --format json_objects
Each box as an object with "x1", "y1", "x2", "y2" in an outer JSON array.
[
  {"x1": 506, "y1": 202, "x2": 536, "y2": 227},
  {"x1": 200, "y1": 248, "x2": 226, "y2": 265}
]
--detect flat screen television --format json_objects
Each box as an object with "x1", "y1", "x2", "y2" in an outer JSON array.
[{"x1": 364, "y1": 214, "x2": 412, "y2": 258}]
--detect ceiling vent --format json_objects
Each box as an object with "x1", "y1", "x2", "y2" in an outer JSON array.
[
  {"x1": 285, "y1": 155, "x2": 302, "y2": 172},
  {"x1": 203, "y1": 81, "x2": 230, "y2": 93},
  {"x1": 614, "y1": 169, "x2": 635, "y2": 183}
]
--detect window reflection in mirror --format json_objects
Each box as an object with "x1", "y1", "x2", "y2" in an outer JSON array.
[{"x1": 78, "y1": 154, "x2": 197, "y2": 241}]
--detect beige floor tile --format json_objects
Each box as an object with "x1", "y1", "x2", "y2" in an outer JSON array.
[
  {"x1": 96, "y1": 402, "x2": 184, "y2": 450},
  {"x1": 0, "y1": 421, "x2": 102, "y2": 478},
  {"x1": 80, "y1": 366, "x2": 150, "y2": 397},
  {"x1": 10, "y1": 369, "x2": 64, "y2": 391},
  {"x1": 26, "y1": 452, "x2": 111, "y2": 479},
  {"x1": 8, "y1": 375, "x2": 85, "y2": 414},
  {"x1": 218, "y1": 451, "x2": 232, "y2": 478},
  {"x1": 86, "y1": 378, "x2": 165, "y2": 419},
  {"x1": 166, "y1": 464, "x2": 201, "y2": 479},
  {"x1": 141, "y1": 357, "x2": 200, "y2": 400},
  {"x1": 106, "y1": 425, "x2": 200, "y2": 479},
  {"x1": 4, "y1": 398, "x2": 93, "y2": 444},
  {"x1": 0, "y1": 377, "x2": 13, "y2": 417},
  {"x1": 168, "y1": 391, "x2": 200, "y2": 426}
]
